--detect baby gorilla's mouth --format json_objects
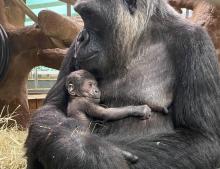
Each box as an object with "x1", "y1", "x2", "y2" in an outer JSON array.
[
  {"x1": 88, "y1": 97, "x2": 100, "y2": 103},
  {"x1": 90, "y1": 97, "x2": 100, "y2": 100}
]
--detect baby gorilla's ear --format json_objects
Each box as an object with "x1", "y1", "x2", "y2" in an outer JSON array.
[{"x1": 68, "y1": 83, "x2": 76, "y2": 96}]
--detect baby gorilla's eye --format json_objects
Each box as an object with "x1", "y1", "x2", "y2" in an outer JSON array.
[
  {"x1": 124, "y1": 0, "x2": 137, "y2": 14},
  {"x1": 88, "y1": 82, "x2": 93, "y2": 87}
]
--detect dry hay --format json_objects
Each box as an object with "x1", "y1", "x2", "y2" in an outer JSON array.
[{"x1": 0, "y1": 105, "x2": 27, "y2": 169}]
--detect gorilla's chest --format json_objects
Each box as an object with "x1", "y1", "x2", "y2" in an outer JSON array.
[{"x1": 100, "y1": 45, "x2": 175, "y2": 109}]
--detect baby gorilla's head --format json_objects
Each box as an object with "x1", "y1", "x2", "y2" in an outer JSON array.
[{"x1": 66, "y1": 70, "x2": 101, "y2": 103}]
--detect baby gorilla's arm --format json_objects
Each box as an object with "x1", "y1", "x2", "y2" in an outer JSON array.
[{"x1": 84, "y1": 101, "x2": 152, "y2": 121}]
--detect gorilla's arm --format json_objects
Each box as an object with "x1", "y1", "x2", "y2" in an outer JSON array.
[
  {"x1": 25, "y1": 105, "x2": 131, "y2": 169},
  {"x1": 171, "y1": 26, "x2": 220, "y2": 133}
]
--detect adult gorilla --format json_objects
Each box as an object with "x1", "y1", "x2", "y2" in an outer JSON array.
[{"x1": 25, "y1": 0, "x2": 220, "y2": 168}]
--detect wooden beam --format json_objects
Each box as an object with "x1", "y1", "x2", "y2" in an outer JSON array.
[
  {"x1": 67, "y1": 3, "x2": 71, "y2": 16},
  {"x1": 12, "y1": 0, "x2": 38, "y2": 23},
  {"x1": 59, "y1": 0, "x2": 76, "y2": 5},
  {"x1": 28, "y1": 2, "x2": 65, "y2": 9},
  {"x1": 13, "y1": 0, "x2": 66, "y2": 48}
]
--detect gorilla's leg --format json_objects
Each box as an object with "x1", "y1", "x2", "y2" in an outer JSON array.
[
  {"x1": 25, "y1": 105, "x2": 130, "y2": 169},
  {"x1": 26, "y1": 158, "x2": 44, "y2": 169}
]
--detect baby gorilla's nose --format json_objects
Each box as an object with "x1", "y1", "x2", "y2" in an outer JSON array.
[{"x1": 93, "y1": 88, "x2": 101, "y2": 98}]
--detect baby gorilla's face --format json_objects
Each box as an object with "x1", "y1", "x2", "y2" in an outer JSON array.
[{"x1": 81, "y1": 79, "x2": 101, "y2": 103}]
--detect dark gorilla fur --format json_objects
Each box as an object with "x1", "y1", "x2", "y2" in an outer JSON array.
[{"x1": 25, "y1": 0, "x2": 220, "y2": 168}]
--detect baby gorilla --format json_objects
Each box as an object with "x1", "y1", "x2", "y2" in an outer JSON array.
[
  {"x1": 65, "y1": 69, "x2": 152, "y2": 163},
  {"x1": 66, "y1": 70, "x2": 152, "y2": 125}
]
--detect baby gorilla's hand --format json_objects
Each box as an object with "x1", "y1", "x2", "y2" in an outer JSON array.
[{"x1": 131, "y1": 105, "x2": 152, "y2": 119}]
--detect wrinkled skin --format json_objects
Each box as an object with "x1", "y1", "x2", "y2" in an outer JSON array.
[{"x1": 25, "y1": 0, "x2": 220, "y2": 169}]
